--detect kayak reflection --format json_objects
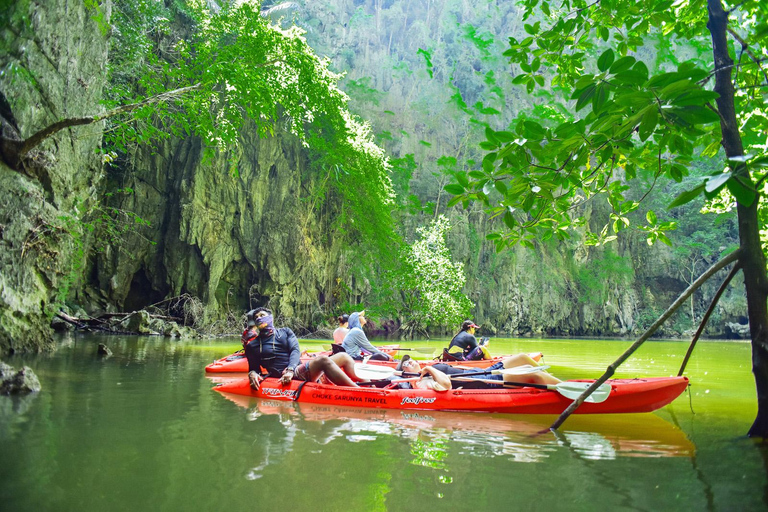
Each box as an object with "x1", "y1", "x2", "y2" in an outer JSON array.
[{"x1": 218, "y1": 392, "x2": 694, "y2": 461}]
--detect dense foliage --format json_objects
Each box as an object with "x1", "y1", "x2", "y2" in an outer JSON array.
[
  {"x1": 445, "y1": 0, "x2": 766, "y2": 252},
  {"x1": 105, "y1": 0, "x2": 396, "y2": 253},
  {"x1": 393, "y1": 215, "x2": 473, "y2": 334}
]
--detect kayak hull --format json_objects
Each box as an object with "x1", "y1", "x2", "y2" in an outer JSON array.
[{"x1": 213, "y1": 376, "x2": 689, "y2": 414}]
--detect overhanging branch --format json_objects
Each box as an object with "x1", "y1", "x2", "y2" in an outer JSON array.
[
  {"x1": 1, "y1": 83, "x2": 202, "y2": 170},
  {"x1": 549, "y1": 248, "x2": 742, "y2": 430}
]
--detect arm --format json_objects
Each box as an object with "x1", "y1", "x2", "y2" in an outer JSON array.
[
  {"x1": 284, "y1": 328, "x2": 301, "y2": 370},
  {"x1": 279, "y1": 329, "x2": 301, "y2": 385},
  {"x1": 244, "y1": 340, "x2": 263, "y2": 390},
  {"x1": 420, "y1": 366, "x2": 452, "y2": 391},
  {"x1": 355, "y1": 330, "x2": 386, "y2": 356}
]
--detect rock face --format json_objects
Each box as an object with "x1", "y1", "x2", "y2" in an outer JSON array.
[
  {"x1": 0, "y1": 0, "x2": 110, "y2": 353},
  {"x1": 0, "y1": 361, "x2": 41, "y2": 394},
  {"x1": 85, "y1": 129, "x2": 355, "y2": 332},
  {"x1": 448, "y1": 212, "x2": 745, "y2": 338}
]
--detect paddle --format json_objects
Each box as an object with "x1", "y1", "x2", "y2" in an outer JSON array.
[
  {"x1": 353, "y1": 363, "x2": 550, "y2": 381},
  {"x1": 451, "y1": 377, "x2": 612, "y2": 403},
  {"x1": 322, "y1": 344, "x2": 437, "y2": 355}
]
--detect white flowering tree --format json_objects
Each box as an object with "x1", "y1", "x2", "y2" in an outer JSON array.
[{"x1": 396, "y1": 215, "x2": 473, "y2": 336}]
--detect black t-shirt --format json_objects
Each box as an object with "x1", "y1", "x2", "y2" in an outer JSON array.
[{"x1": 447, "y1": 331, "x2": 478, "y2": 355}]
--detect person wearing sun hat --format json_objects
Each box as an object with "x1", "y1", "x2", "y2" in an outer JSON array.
[{"x1": 446, "y1": 319, "x2": 485, "y2": 360}]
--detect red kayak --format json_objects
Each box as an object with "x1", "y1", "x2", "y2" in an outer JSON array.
[
  {"x1": 213, "y1": 376, "x2": 689, "y2": 414},
  {"x1": 204, "y1": 344, "x2": 402, "y2": 373},
  {"x1": 205, "y1": 348, "x2": 542, "y2": 373}
]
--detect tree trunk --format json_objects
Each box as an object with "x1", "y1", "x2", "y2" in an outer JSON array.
[{"x1": 707, "y1": 0, "x2": 768, "y2": 437}]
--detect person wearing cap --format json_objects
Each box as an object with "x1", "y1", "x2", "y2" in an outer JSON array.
[
  {"x1": 244, "y1": 307, "x2": 361, "y2": 390},
  {"x1": 341, "y1": 311, "x2": 393, "y2": 361},
  {"x1": 446, "y1": 320, "x2": 486, "y2": 360},
  {"x1": 395, "y1": 354, "x2": 559, "y2": 391}
]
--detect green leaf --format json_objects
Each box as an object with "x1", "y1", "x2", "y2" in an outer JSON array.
[
  {"x1": 597, "y1": 49, "x2": 615, "y2": 72},
  {"x1": 523, "y1": 120, "x2": 547, "y2": 139},
  {"x1": 727, "y1": 178, "x2": 756, "y2": 207},
  {"x1": 503, "y1": 211, "x2": 517, "y2": 229},
  {"x1": 512, "y1": 74, "x2": 528, "y2": 85},
  {"x1": 705, "y1": 172, "x2": 731, "y2": 193},
  {"x1": 592, "y1": 84, "x2": 608, "y2": 112},
  {"x1": 609, "y1": 56, "x2": 636, "y2": 74},
  {"x1": 495, "y1": 181, "x2": 508, "y2": 195},
  {"x1": 646, "y1": 210, "x2": 657, "y2": 225},
  {"x1": 702, "y1": 139, "x2": 722, "y2": 157},
  {"x1": 575, "y1": 84, "x2": 596, "y2": 111},
  {"x1": 668, "y1": 184, "x2": 705, "y2": 208},
  {"x1": 485, "y1": 126, "x2": 500, "y2": 146},
  {"x1": 494, "y1": 130, "x2": 516, "y2": 142},
  {"x1": 639, "y1": 107, "x2": 658, "y2": 141},
  {"x1": 444, "y1": 184, "x2": 465, "y2": 195}
]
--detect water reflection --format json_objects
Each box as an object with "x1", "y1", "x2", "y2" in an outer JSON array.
[{"x1": 217, "y1": 392, "x2": 695, "y2": 464}]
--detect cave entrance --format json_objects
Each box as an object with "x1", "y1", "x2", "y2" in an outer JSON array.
[{"x1": 123, "y1": 268, "x2": 168, "y2": 312}]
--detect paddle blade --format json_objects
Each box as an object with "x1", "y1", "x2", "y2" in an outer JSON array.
[
  {"x1": 555, "y1": 382, "x2": 611, "y2": 403},
  {"x1": 354, "y1": 363, "x2": 396, "y2": 381}
]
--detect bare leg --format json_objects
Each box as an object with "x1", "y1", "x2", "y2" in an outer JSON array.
[
  {"x1": 329, "y1": 353, "x2": 364, "y2": 381},
  {"x1": 502, "y1": 353, "x2": 561, "y2": 385},
  {"x1": 307, "y1": 355, "x2": 358, "y2": 387},
  {"x1": 501, "y1": 354, "x2": 541, "y2": 368}
]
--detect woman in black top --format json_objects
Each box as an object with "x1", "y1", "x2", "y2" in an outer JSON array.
[{"x1": 446, "y1": 320, "x2": 484, "y2": 360}]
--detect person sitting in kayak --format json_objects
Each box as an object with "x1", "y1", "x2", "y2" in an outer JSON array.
[
  {"x1": 445, "y1": 320, "x2": 489, "y2": 361},
  {"x1": 244, "y1": 308, "x2": 362, "y2": 390},
  {"x1": 332, "y1": 314, "x2": 350, "y2": 345},
  {"x1": 341, "y1": 311, "x2": 393, "y2": 361},
  {"x1": 395, "y1": 354, "x2": 561, "y2": 391}
]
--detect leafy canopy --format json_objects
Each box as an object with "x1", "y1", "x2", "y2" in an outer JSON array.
[{"x1": 445, "y1": 0, "x2": 768, "y2": 250}]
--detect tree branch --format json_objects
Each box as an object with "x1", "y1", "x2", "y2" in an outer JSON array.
[
  {"x1": 549, "y1": 248, "x2": 742, "y2": 430},
  {"x1": 727, "y1": 27, "x2": 768, "y2": 85},
  {"x1": 678, "y1": 262, "x2": 742, "y2": 376},
  {"x1": 2, "y1": 83, "x2": 203, "y2": 170}
]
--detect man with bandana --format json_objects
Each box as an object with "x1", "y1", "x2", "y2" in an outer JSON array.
[{"x1": 243, "y1": 307, "x2": 361, "y2": 390}]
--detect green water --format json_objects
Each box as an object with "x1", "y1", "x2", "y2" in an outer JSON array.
[{"x1": 1, "y1": 334, "x2": 766, "y2": 511}]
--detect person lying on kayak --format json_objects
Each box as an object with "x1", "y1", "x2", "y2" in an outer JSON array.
[
  {"x1": 445, "y1": 320, "x2": 489, "y2": 361},
  {"x1": 341, "y1": 311, "x2": 393, "y2": 361},
  {"x1": 395, "y1": 354, "x2": 561, "y2": 391},
  {"x1": 244, "y1": 308, "x2": 361, "y2": 390}
]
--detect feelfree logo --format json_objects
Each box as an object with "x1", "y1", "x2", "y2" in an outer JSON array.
[{"x1": 400, "y1": 396, "x2": 437, "y2": 406}]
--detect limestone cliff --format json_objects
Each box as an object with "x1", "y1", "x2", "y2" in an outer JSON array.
[
  {"x1": 84, "y1": 125, "x2": 357, "y2": 333},
  {"x1": 0, "y1": 0, "x2": 109, "y2": 352}
]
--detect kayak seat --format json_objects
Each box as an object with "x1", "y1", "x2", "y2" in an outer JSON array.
[
  {"x1": 331, "y1": 344, "x2": 346, "y2": 354},
  {"x1": 440, "y1": 348, "x2": 465, "y2": 362}
]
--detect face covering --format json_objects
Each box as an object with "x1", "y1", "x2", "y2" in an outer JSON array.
[{"x1": 256, "y1": 314, "x2": 275, "y2": 334}]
